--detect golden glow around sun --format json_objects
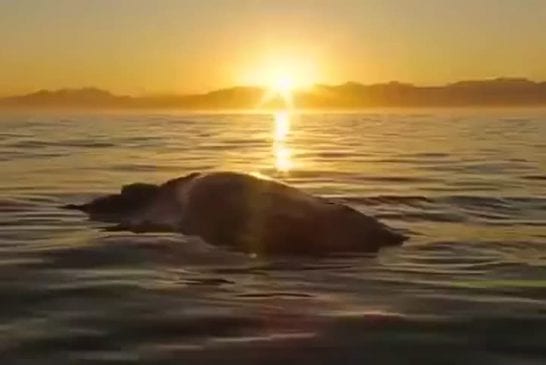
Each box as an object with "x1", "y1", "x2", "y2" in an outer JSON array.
[
  {"x1": 265, "y1": 71, "x2": 296, "y2": 108},
  {"x1": 271, "y1": 74, "x2": 295, "y2": 96},
  {"x1": 259, "y1": 69, "x2": 301, "y2": 109},
  {"x1": 249, "y1": 57, "x2": 316, "y2": 90},
  {"x1": 239, "y1": 51, "x2": 319, "y2": 109}
]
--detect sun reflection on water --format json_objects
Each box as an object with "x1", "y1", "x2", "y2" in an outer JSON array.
[
  {"x1": 273, "y1": 111, "x2": 293, "y2": 172},
  {"x1": 274, "y1": 111, "x2": 290, "y2": 140}
]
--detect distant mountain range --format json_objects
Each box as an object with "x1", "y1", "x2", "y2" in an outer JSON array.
[{"x1": 2, "y1": 78, "x2": 546, "y2": 109}]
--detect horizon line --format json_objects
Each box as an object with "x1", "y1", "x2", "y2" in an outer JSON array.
[{"x1": 2, "y1": 76, "x2": 545, "y2": 98}]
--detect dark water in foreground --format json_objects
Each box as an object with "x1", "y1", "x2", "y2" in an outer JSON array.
[{"x1": 1, "y1": 110, "x2": 545, "y2": 364}]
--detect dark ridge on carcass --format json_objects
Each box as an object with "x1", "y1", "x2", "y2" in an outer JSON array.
[{"x1": 64, "y1": 183, "x2": 160, "y2": 222}]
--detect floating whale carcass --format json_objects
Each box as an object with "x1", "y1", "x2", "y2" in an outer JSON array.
[{"x1": 65, "y1": 171, "x2": 407, "y2": 255}]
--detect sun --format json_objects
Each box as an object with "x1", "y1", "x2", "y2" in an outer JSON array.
[
  {"x1": 268, "y1": 72, "x2": 297, "y2": 105},
  {"x1": 238, "y1": 53, "x2": 318, "y2": 109},
  {"x1": 272, "y1": 74, "x2": 295, "y2": 96},
  {"x1": 258, "y1": 68, "x2": 304, "y2": 108}
]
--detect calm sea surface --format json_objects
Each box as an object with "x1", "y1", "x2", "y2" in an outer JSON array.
[{"x1": 1, "y1": 110, "x2": 545, "y2": 364}]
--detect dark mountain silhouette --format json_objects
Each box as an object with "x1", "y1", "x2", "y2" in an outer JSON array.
[
  {"x1": 0, "y1": 87, "x2": 134, "y2": 108},
  {"x1": 1, "y1": 78, "x2": 546, "y2": 109},
  {"x1": 298, "y1": 79, "x2": 546, "y2": 107}
]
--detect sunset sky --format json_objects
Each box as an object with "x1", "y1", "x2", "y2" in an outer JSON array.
[{"x1": 1, "y1": 0, "x2": 545, "y2": 96}]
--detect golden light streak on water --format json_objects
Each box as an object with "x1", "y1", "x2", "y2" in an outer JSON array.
[{"x1": 273, "y1": 111, "x2": 293, "y2": 172}]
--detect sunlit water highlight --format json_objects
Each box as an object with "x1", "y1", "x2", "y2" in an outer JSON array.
[
  {"x1": 273, "y1": 111, "x2": 293, "y2": 172},
  {"x1": 0, "y1": 109, "x2": 545, "y2": 364}
]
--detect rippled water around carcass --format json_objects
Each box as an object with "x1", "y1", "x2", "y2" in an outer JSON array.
[{"x1": 1, "y1": 109, "x2": 545, "y2": 364}]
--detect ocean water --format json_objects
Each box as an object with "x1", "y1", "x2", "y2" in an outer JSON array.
[{"x1": 0, "y1": 109, "x2": 545, "y2": 364}]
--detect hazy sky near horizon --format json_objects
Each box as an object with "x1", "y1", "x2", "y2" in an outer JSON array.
[{"x1": 1, "y1": 0, "x2": 545, "y2": 96}]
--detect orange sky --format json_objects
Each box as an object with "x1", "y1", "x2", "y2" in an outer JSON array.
[{"x1": 1, "y1": 0, "x2": 545, "y2": 96}]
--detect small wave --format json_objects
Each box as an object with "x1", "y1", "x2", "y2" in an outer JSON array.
[
  {"x1": 353, "y1": 175, "x2": 441, "y2": 184},
  {"x1": 111, "y1": 163, "x2": 171, "y2": 172},
  {"x1": 340, "y1": 195, "x2": 434, "y2": 206},
  {"x1": 237, "y1": 292, "x2": 313, "y2": 299},
  {"x1": 180, "y1": 277, "x2": 234, "y2": 286},
  {"x1": 412, "y1": 152, "x2": 451, "y2": 158},
  {"x1": 0, "y1": 198, "x2": 39, "y2": 212},
  {"x1": 443, "y1": 195, "x2": 546, "y2": 212},
  {"x1": 520, "y1": 174, "x2": 546, "y2": 181},
  {"x1": 376, "y1": 212, "x2": 466, "y2": 223}
]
